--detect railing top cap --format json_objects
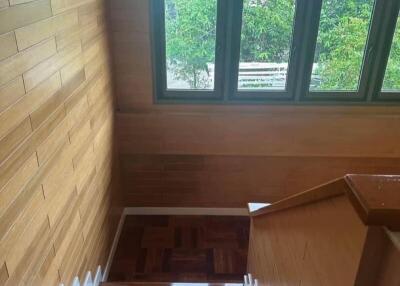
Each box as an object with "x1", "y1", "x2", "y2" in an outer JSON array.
[
  {"x1": 251, "y1": 174, "x2": 400, "y2": 230},
  {"x1": 345, "y1": 174, "x2": 400, "y2": 211}
]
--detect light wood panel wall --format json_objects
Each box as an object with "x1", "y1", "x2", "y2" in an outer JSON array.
[
  {"x1": 108, "y1": 0, "x2": 400, "y2": 207},
  {"x1": 248, "y1": 195, "x2": 368, "y2": 285},
  {"x1": 121, "y1": 154, "x2": 400, "y2": 206},
  {"x1": 0, "y1": 0, "x2": 121, "y2": 285}
]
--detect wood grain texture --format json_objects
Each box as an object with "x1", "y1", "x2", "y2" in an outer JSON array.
[
  {"x1": 0, "y1": 0, "x2": 52, "y2": 35},
  {"x1": 120, "y1": 154, "x2": 400, "y2": 207},
  {"x1": 375, "y1": 239, "x2": 400, "y2": 285},
  {"x1": 355, "y1": 227, "x2": 400, "y2": 286},
  {"x1": 345, "y1": 174, "x2": 400, "y2": 230},
  {"x1": 0, "y1": 0, "x2": 122, "y2": 285},
  {"x1": 0, "y1": 32, "x2": 18, "y2": 61},
  {"x1": 108, "y1": 215, "x2": 249, "y2": 283},
  {"x1": 0, "y1": 76, "x2": 25, "y2": 114},
  {"x1": 250, "y1": 177, "x2": 346, "y2": 216},
  {"x1": 248, "y1": 195, "x2": 368, "y2": 286},
  {"x1": 107, "y1": 0, "x2": 400, "y2": 207},
  {"x1": 117, "y1": 111, "x2": 400, "y2": 158},
  {"x1": 251, "y1": 174, "x2": 400, "y2": 229},
  {"x1": 14, "y1": 10, "x2": 78, "y2": 51}
]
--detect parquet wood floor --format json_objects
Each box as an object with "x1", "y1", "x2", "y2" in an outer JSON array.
[{"x1": 107, "y1": 216, "x2": 250, "y2": 283}]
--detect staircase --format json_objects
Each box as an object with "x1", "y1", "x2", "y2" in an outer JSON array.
[
  {"x1": 101, "y1": 174, "x2": 400, "y2": 286},
  {"x1": 247, "y1": 174, "x2": 400, "y2": 286}
]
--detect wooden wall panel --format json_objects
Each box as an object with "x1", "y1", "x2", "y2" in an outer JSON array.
[
  {"x1": 121, "y1": 154, "x2": 400, "y2": 207},
  {"x1": 0, "y1": 32, "x2": 18, "y2": 61},
  {"x1": 248, "y1": 195, "x2": 368, "y2": 285},
  {"x1": 0, "y1": 0, "x2": 121, "y2": 285},
  {"x1": 117, "y1": 111, "x2": 400, "y2": 158},
  {"x1": 107, "y1": 0, "x2": 400, "y2": 207},
  {"x1": 0, "y1": 0, "x2": 52, "y2": 35}
]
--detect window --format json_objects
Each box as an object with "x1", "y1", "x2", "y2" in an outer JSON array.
[
  {"x1": 310, "y1": 0, "x2": 374, "y2": 91},
  {"x1": 151, "y1": 0, "x2": 400, "y2": 104},
  {"x1": 382, "y1": 12, "x2": 400, "y2": 91},
  {"x1": 238, "y1": 0, "x2": 296, "y2": 91},
  {"x1": 165, "y1": 0, "x2": 217, "y2": 90}
]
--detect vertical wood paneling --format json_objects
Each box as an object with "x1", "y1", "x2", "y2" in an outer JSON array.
[{"x1": 0, "y1": 0, "x2": 121, "y2": 285}]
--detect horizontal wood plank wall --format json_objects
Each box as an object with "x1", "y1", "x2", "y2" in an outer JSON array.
[
  {"x1": 108, "y1": 0, "x2": 400, "y2": 206},
  {"x1": 0, "y1": 0, "x2": 121, "y2": 285},
  {"x1": 121, "y1": 155, "x2": 400, "y2": 206}
]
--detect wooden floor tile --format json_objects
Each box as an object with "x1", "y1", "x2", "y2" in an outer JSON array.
[
  {"x1": 141, "y1": 227, "x2": 175, "y2": 248},
  {"x1": 107, "y1": 215, "x2": 250, "y2": 283}
]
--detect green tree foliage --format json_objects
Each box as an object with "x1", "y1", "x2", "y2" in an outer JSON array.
[
  {"x1": 165, "y1": 0, "x2": 216, "y2": 88},
  {"x1": 165, "y1": 0, "x2": 400, "y2": 91},
  {"x1": 240, "y1": 0, "x2": 295, "y2": 62},
  {"x1": 383, "y1": 14, "x2": 400, "y2": 90},
  {"x1": 314, "y1": 0, "x2": 374, "y2": 90}
]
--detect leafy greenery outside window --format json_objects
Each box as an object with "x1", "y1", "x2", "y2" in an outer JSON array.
[
  {"x1": 310, "y1": 0, "x2": 374, "y2": 91},
  {"x1": 150, "y1": 0, "x2": 400, "y2": 104},
  {"x1": 165, "y1": 0, "x2": 217, "y2": 90},
  {"x1": 382, "y1": 12, "x2": 400, "y2": 92},
  {"x1": 238, "y1": 0, "x2": 296, "y2": 91}
]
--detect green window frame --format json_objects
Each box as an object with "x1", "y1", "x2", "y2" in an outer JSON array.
[{"x1": 150, "y1": 0, "x2": 400, "y2": 104}]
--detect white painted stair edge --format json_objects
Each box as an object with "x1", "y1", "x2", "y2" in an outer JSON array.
[{"x1": 59, "y1": 265, "x2": 103, "y2": 286}]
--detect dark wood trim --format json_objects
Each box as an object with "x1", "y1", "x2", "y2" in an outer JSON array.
[
  {"x1": 345, "y1": 174, "x2": 400, "y2": 231},
  {"x1": 354, "y1": 227, "x2": 388, "y2": 286},
  {"x1": 252, "y1": 174, "x2": 400, "y2": 231}
]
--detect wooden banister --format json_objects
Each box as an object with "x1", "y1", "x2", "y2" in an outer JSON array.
[
  {"x1": 251, "y1": 174, "x2": 400, "y2": 231},
  {"x1": 345, "y1": 175, "x2": 400, "y2": 230},
  {"x1": 250, "y1": 177, "x2": 346, "y2": 216}
]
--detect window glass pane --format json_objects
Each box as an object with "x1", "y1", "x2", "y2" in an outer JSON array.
[
  {"x1": 310, "y1": 0, "x2": 374, "y2": 91},
  {"x1": 238, "y1": 0, "x2": 296, "y2": 90},
  {"x1": 165, "y1": 0, "x2": 217, "y2": 90},
  {"x1": 382, "y1": 12, "x2": 400, "y2": 91}
]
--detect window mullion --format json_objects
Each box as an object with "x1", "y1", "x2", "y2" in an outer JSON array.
[
  {"x1": 363, "y1": 0, "x2": 400, "y2": 101},
  {"x1": 294, "y1": 0, "x2": 322, "y2": 102},
  {"x1": 150, "y1": 0, "x2": 167, "y2": 100},
  {"x1": 214, "y1": 0, "x2": 229, "y2": 100},
  {"x1": 221, "y1": 0, "x2": 243, "y2": 101}
]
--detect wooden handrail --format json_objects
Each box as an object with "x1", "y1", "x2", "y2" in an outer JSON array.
[
  {"x1": 250, "y1": 177, "x2": 346, "y2": 216},
  {"x1": 251, "y1": 174, "x2": 400, "y2": 231}
]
